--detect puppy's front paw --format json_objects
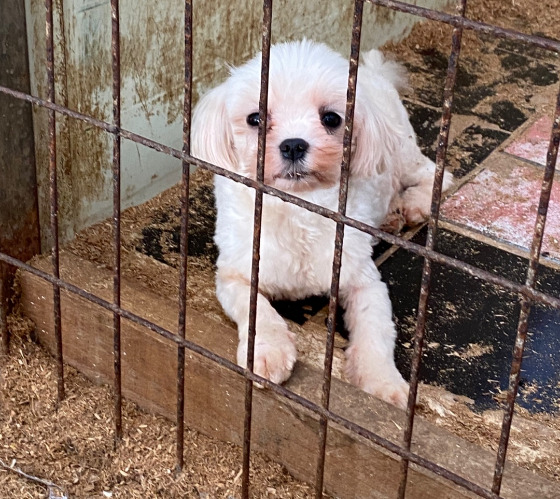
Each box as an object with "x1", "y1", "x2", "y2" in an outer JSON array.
[
  {"x1": 380, "y1": 210, "x2": 406, "y2": 234},
  {"x1": 360, "y1": 377, "x2": 409, "y2": 410},
  {"x1": 237, "y1": 328, "x2": 297, "y2": 385},
  {"x1": 400, "y1": 171, "x2": 455, "y2": 226},
  {"x1": 401, "y1": 185, "x2": 432, "y2": 226},
  {"x1": 345, "y1": 345, "x2": 409, "y2": 410}
]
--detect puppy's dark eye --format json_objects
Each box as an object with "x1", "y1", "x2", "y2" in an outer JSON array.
[
  {"x1": 246, "y1": 112, "x2": 260, "y2": 127},
  {"x1": 320, "y1": 111, "x2": 342, "y2": 129}
]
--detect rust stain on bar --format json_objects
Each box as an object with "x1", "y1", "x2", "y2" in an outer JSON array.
[
  {"x1": 314, "y1": 1, "x2": 364, "y2": 497},
  {"x1": 176, "y1": 0, "x2": 193, "y2": 472},
  {"x1": 110, "y1": 0, "x2": 123, "y2": 443},
  {"x1": 45, "y1": 0, "x2": 64, "y2": 403},
  {"x1": 398, "y1": 1, "x2": 467, "y2": 497},
  {"x1": 492, "y1": 84, "x2": 560, "y2": 495},
  {"x1": 242, "y1": 1, "x2": 273, "y2": 497}
]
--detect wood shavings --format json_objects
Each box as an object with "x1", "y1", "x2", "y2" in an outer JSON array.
[
  {"x1": 0, "y1": 458, "x2": 67, "y2": 498},
  {"x1": 1, "y1": 316, "x2": 315, "y2": 497},
  {"x1": 417, "y1": 384, "x2": 560, "y2": 482}
]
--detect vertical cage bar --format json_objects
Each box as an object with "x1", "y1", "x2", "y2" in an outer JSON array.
[
  {"x1": 397, "y1": 1, "x2": 467, "y2": 497},
  {"x1": 110, "y1": 0, "x2": 123, "y2": 442},
  {"x1": 45, "y1": 0, "x2": 64, "y2": 403},
  {"x1": 492, "y1": 86, "x2": 560, "y2": 495},
  {"x1": 176, "y1": 0, "x2": 193, "y2": 472},
  {"x1": 314, "y1": 1, "x2": 364, "y2": 496},
  {"x1": 241, "y1": 1, "x2": 273, "y2": 497}
]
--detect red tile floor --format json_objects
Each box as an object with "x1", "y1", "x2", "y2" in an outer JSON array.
[
  {"x1": 505, "y1": 115, "x2": 557, "y2": 168},
  {"x1": 441, "y1": 120, "x2": 560, "y2": 262}
]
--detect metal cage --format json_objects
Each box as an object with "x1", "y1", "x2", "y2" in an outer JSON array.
[{"x1": 1, "y1": 1, "x2": 559, "y2": 497}]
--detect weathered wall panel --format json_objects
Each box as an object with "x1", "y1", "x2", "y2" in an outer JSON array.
[
  {"x1": 1, "y1": 0, "x2": 41, "y2": 324},
  {"x1": 1, "y1": 0, "x2": 41, "y2": 259},
  {"x1": 1, "y1": 0, "x2": 41, "y2": 352}
]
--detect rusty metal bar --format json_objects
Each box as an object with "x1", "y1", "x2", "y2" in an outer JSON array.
[
  {"x1": 45, "y1": 0, "x2": 64, "y2": 403},
  {"x1": 241, "y1": 1, "x2": 273, "y2": 497},
  {"x1": 367, "y1": 0, "x2": 560, "y2": 53},
  {"x1": 175, "y1": 0, "x2": 193, "y2": 472},
  {"x1": 0, "y1": 250, "x2": 503, "y2": 498},
  {"x1": 398, "y1": 1, "x2": 467, "y2": 496},
  {"x1": 314, "y1": 1, "x2": 364, "y2": 496},
  {"x1": 492, "y1": 85, "x2": 560, "y2": 495},
  {"x1": 110, "y1": 0, "x2": 123, "y2": 443}
]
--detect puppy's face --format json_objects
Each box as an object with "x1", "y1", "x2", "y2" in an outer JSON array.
[
  {"x1": 228, "y1": 73, "x2": 347, "y2": 192},
  {"x1": 221, "y1": 42, "x2": 355, "y2": 193},
  {"x1": 192, "y1": 41, "x2": 392, "y2": 192}
]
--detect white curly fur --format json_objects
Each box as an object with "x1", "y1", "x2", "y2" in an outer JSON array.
[{"x1": 192, "y1": 40, "x2": 453, "y2": 409}]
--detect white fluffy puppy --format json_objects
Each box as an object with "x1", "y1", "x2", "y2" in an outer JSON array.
[{"x1": 192, "y1": 40, "x2": 452, "y2": 409}]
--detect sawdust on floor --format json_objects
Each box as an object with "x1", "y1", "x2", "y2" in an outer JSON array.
[{"x1": 1, "y1": 313, "x2": 315, "y2": 498}]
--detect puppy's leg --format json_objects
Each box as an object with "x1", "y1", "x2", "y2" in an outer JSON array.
[
  {"x1": 397, "y1": 155, "x2": 454, "y2": 226},
  {"x1": 216, "y1": 268, "x2": 297, "y2": 384},
  {"x1": 341, "y1": 274, "x2": 409, "y2": 409},
  {"x1": 381, "y1": 197, "x2": 406, "y2": 234}
]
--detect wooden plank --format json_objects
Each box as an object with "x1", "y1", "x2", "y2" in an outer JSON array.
[{"x1": 19, "y1": 251, "x2": 560, "y2": 499}]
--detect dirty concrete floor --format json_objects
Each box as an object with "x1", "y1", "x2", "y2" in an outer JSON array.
[{"x1": 134, "y1": 33, "x2": 560, "y2": 414}]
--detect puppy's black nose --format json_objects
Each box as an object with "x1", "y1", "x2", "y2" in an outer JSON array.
[{"x1": 279, "y1": 138, "x2": 309, "y2": 162}]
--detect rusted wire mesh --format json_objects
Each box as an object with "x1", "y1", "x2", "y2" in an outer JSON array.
[{"x1": 1, "y1": 0, "x2": 559, "y2": 498}]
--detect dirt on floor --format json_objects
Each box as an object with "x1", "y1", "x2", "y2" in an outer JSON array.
[
  {"x1": 3, "y1": 0, "x2": 560, "y2": 497},
  {"x1": 1, "y1": 313, "x2": 314, "y2": 499}
]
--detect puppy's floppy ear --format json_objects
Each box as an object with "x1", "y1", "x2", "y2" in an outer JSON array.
[
  {"x1": 350, "y1": 49, "x2": 407, "y2": 178},
  {"x1": 351, "y1": 104, "x2": 399, "y2": 178},
  {"x1": 192, "y1": 83, "x2": 237, "y2": 169}
]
